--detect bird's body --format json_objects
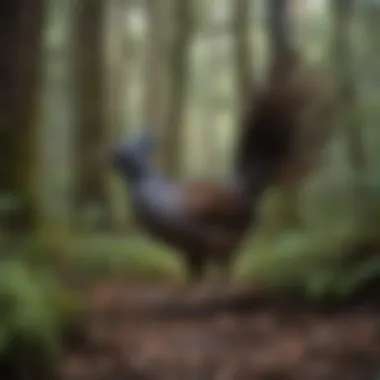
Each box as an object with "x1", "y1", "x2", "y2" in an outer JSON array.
[
  {"x1": 110, "y1": 52, "x2": 331, "y2": 282},
  {"x1": 110, "y1": 135, "x2": 252, "y2": 281},
  {"x1": 132, "y1": 177, "x2": 249, "y2": 249}
]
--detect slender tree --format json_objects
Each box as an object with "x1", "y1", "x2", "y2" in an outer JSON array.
[
  {"x1": 233, "y1": 0, "x2": 252, "y2": 123},
  {"x1": 362, "y1": 1, "x2": 380, "y2": 89},
  {"x1": 331, "y1": 0, "x2": 367, "y2": 222},
  {"x1": 199, "y1": 41, "x2": 220, "y2": 177},
  {"x1": 331, "y1": 0, "x2": 366, "y2": 172},
  {"x1": 0, "y1": 0, "x2": 45, "y2": 232},
  {"x1": 0, "y1": 2, "x2": 22, "y2": 194},
  {"x1": 104, "y1": 0, "x2": 132, "y2": 230},
  {"x1": 34, "y1": 0, "x2": 76, "y2": 234},
  {"x1": 267, "y1": 0, "x2": 293, "y2": 66},
  {"x1": 144, "y1": 0, "x2": 171, "y2": 130},
  {"x1": 73, "y1": 0, "x2": 109, "y2": 226},
  {"x1": 266, "y1": 0, "x2": 301, "y2": 231},
  {"x1": 195, "y1": 0, "x2": 228, "y2": 178},
  {"x1": 105, "y1": 0, "x2": 131, "y2": 139},
  {"x1": 162, "y1": 0, "x2": 193, "y2": 178}
]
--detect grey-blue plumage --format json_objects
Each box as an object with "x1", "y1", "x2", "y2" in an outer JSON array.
[{"x1": 109, "y1": 132, "x2": 252, "y2": 281}]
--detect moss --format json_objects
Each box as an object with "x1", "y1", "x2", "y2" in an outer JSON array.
[
  {"x1": 64, "y1": 234, "x2": 184, "y2": 282},
  {"x1": 236, "y1": 219, "x2": 380, "y2": 304},
  {"x1": 0, "y1": 248, "x2": 79, "y2": 378}
]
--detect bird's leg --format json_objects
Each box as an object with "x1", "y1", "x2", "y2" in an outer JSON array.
[
  {"x1": 185, "y1": 253, "x2": 206, "y2": 284},
  {"x1": 215, "y1": 258, "x2": 232, "y2": 285},
  {"x1": 204, "y1": 249, "x2": 232, "y2": 285}
]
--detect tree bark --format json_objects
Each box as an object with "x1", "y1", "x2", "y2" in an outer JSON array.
[
  {"x1": 331, "y1": 0, "x2": 367, "y2": 222},
  {"x1": 104, "y1": 0, "x2": 132, "y2": 231},
  {"x1": 267, "y1": 0, "x2": 293, "y2": 65},
  {"x1": 73, "y1": 0, "x2": 109, "y2": 223},
  {"x1": 0, "y1": 0, "x2": 45, "y2": 232},
  {"x1": 362, "y1": 2, "x2": 380, "y2": 90},
  {"x1": 162, "y1": 0, "x2": 193, "y2": 178},
  {"x1": 144, "y1": 0, "x2": 171, "y2": 131},
  {"x1": 105, "y1": 0, "x2": 131, "y2": 140},
  {"x1": 331, "y1": 0, "x2": 366, "y2": 172},
  {"x1": 266, "y1": 0, "x2": 301, "y2": 231},
  {"x1": 0, "y1": 1, "x2": 21, "y2": 194},
  {"x1": 34, "y1": 0, "x2": 76, "y2": 234},
  {"x1": 197, "y1": 38, "x2": 220, "y2": 178},
  {"x1": 232, "y1": 0, "x2": 252, "y2": 123}
]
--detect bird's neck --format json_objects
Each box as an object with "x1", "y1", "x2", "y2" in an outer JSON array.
[
  {"x1": 123, "y1": 162, "x2": 161, "y2": 187},
  {"x1": 232, "y1": 168, "x2": 272, "y2": 202},
  {"x1": 118, "y1": 160, "x2": 146, "y2": 183}
]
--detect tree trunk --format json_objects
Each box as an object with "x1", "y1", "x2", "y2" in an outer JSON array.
[
  {"x1": 144, "y1": 0, "x2": 171, "y2": 131},
  {"x1": 331, "y1": 0, "x2": 366, "y2": 172},
  {"x1": 162, "y1": 0, "x2": 193, "y2": 178},
  {"x1": 331, "y1": 0, "x2": 367, "y2": 222},
  {"x1": 105, "y1": 0, "x2": 131, "y2": 140},
  {"x1": 34, "y1": 0, "x2": 76, "y2": 235},
  {"x1": 0, "y1": 2, "x2": 21, "y2": 194},
  {"x1": 73, "y1": 0, "x2": 109, "y2": 226},
  {"x1": 363, "y1": 4, "x2": 380, "y2": 91},
  {"x1": 104, "y1": 0, "x2": 132, "y2": 231},
  {"x1": 204, "y1": 44, "x2": 219, "y2": 178},
  {"x1": 13, "y1": 0, "x2": 45, "y2": 198},
  {"x1": 0, "y1": 0, "x2": 45, "y2": 233},
  {"x1": 267, "y1": 0, "x2": 293, "y2": 65},
  {"x1": 233, "y1": 0, "x2": 252, "y2": 124},
  {"x1": 266, "y1": 0, "x2": 301, "y2": 231}
]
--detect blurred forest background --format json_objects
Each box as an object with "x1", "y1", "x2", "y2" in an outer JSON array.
[{"x1": 2, "y1": 0, "x2": 380, "y2": 378}]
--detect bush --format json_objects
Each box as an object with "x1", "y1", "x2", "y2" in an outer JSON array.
[
  {"x1": 237, "y1": 223, "x2": 380, "y2": 304},
  {"x1": 0, "y1": 243, "x2": 78, "y2": 379}
]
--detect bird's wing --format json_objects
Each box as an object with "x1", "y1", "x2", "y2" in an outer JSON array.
[
  {"x1": 236, "y1": 64, "x2": 333, "y2": 190},
  {"x1": 181, "y1": 181, "x2": 251, "y2": 228}
]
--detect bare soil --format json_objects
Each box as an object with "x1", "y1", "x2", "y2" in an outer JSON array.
[{"x1": 61, "y1": 279, "x2": 380, "y2": 380}]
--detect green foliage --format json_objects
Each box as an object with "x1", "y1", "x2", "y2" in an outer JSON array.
[
  {"x1": 0, "y1": 262, "x2": 60, "y2": 355},
  {"x1": 236, "y1": 219, "x2": 380, "y2": 304},
  {"x1": 0, "y1": 239, "x2": 79, "y2": 374},
  {"x1": 65, "y1": 234, "x2": 184, "y2": 282},
  {"x1": 0, "y1": 194, "x2": 21, "y2": 215},
  {"x1": 305, "y1": 255, "x2": 380, "y2": 302}
]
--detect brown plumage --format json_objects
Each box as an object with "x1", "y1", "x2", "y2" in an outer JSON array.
[
  {"x1": 110, "y1": 135, "x2": 252, "y2": 282},
  {"x1": 110, "y1": 53, "x2": 334, "y2": 282},
  {"x1": 235, "y1": 51, "x2": 334, "y2": 196}
]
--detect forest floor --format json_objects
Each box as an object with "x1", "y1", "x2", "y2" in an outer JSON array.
[{"x1": 60, "y1": 278, "x2": 380, "y2": 380}]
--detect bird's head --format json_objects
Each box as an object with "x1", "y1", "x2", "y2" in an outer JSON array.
[{"x1": 109, "y1": 131, "x2": 158, "y2": 181}]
